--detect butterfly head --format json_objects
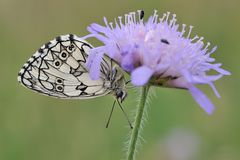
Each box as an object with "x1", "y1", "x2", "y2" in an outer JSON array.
[{"x1": 115, "y1": 88, "x2": 127, "y2": 103}]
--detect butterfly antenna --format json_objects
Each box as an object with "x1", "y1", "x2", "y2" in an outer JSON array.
[
  {"x1": 116, "y1": 99, "x2": 133, "y2": 129},
  {"x1": 106, "y1": 100, "x2": 116, "y2": 128},
  {"x1": 125, "y1": 80, "x2": 131, "y2": 84},
  {"x1": 125, "y1": 80, "x2": 136, "y2": 90},
  {"x1": 126, "y1": 85, "x2": 137, "y2": 90}
]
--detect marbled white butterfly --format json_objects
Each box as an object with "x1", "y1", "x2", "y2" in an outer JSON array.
[{"x1": 18, "y1": 34, "x2": 128, "y2": 104}]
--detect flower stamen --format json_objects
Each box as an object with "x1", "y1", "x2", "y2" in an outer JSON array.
[{"x1": 187, "y1": 25, "x2": 194, "y2": 39}]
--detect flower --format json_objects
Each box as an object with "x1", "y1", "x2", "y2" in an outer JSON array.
[{"x1": 85, "y1": 10, "x2": 230, "y2": 114}]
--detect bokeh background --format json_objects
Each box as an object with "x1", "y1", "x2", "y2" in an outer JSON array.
[{"x1": 0, "y1": 0, "x2": 239, "y2": 159}]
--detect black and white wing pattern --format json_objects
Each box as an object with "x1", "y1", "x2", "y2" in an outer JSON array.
[{"x1": 18, "y1": 34, "x2": 111, "y2": 99}]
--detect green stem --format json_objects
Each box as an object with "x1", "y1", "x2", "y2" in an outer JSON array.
[{"x1": 127, "y1": 85, "x2": 150, "y2": 160}]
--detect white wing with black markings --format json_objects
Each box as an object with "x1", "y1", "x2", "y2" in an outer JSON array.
[{"x1": 18, "y1": 34, "x2": 112, "y2": 99}]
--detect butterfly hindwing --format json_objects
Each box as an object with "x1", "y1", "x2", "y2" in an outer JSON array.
[{"x1": 18, "y1": 34, "x2": 111, "y2": 98}]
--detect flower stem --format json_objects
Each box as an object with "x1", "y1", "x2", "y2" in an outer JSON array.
[{"x1": 127, "y1": 85, "x2": 150, "y2": 160}]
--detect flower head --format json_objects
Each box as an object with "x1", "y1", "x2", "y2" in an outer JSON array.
[{"x1": 85, "y1": 10, "x2": 230, "y2": 114}]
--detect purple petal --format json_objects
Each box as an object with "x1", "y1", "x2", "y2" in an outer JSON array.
[
  {"x1": 187, "y1": 84, "x2": 215, "y2": 115},
  {"x1": 91, "y1": 34, "x2": 110, "y2": 44},
  {"x1": 86, "y1": 49, "x2": 104, "y2": 80},
  {"x1": 81, "y1": 34, "x2": 96, "y2": 40},
  {"x1": 87, "y1": 25, "x2": 98, "y2": 34},
  {"x1": 215, "y1": 67, "x2": 231, "y2": 75},
  {"x1": 131, "y1": 66, "x2": 154, "y2": 86},
  {"x1": 90, "y1": 23, "x2": 107, "y2": 33},
  {"x1": 121, "y1": 54, "x2": 135, "y2": 72},
  {"x1": 205, "y1": 63, "x2": 231, "y2": 75},
  {"x1": 209, "y1": 82, "x2": 220, "y2": 98},
  {"x1": 191, "y1": 74, "x2": 223, "y2": 84}
]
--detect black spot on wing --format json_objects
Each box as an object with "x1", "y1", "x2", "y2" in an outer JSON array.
[
  {"x1": 80, "y1": 86, "x2": 87, "y2": 92},
  {"x1": 76, "y1": 83, "x2": 88, "y2": 92},
  {"x1": 56, "y1": 36, "x2": 61, "y2": 42},
  {"x1": 18, "y1": 71, "x2": 22, "y2": 77},
  {"x1": 45, "y1": 42, "x2": 51, "y2": 48},
  {"x1": 69, "y1": 34, "x2": 74, "y2": 41},
  {"x1": 38, "y1": 48, "x2": 44, "y2": 53}
]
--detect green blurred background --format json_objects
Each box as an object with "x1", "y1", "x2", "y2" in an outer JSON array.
[{"x1": 0, "y1": 0, "x2": 239, "y2": 159}]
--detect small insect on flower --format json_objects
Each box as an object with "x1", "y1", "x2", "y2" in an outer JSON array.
[
  {"x1": 86, "y1": 10, "x2": 231, "y2": 115},
  {"x1": 140, "y1": 10, "x2": 144, "y2": 20},
  {"x1": 18, "y1": 34, "x2": 132, "y2": 127}
]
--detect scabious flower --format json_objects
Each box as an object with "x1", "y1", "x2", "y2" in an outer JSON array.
[{"x1": 85, "y1": 10, "x2": 230, "y2": 114}]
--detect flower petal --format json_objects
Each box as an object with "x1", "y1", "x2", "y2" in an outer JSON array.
[
  {"x1": 188, "y1": 84, "x2": 215, "y2": 115},
  {"x1": 208, "y1": 82, "x2": 220, "y2": 98},
  {"x1": 131, "y1": 66, "x2": 154, "y2": 86},
  {"x1": 89, "y1": 23, "x2": 107, "y2": 33},
  {"x1": 86, "y1": 49, "x2": 104, "y2": 80},
  {"x1": 121, "y1": 53, "x2": 135, "y2": 72},
  {"x1": 191, "y1": 74, "x2": 223, "y2": 84}
]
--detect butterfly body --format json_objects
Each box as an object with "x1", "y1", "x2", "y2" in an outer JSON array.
[{"x1": 18, "y1": 34, "x2": 127, "y2": 101}]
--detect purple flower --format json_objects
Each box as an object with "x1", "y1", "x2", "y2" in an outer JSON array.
[{"x1": 85, "y1": 10, "x2": 230, "y2": 115}]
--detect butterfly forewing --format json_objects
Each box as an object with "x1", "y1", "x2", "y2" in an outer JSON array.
[{"x1": 18, "y1": 34, "x2": 111, "y2": 99}]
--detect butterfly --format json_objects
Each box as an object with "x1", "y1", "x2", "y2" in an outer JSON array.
[{"x1": 18, "y1": 34, "x2": 132, "y2": 128}]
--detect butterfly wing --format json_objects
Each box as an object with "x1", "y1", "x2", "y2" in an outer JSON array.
[{"x1": 18, "y1": 34, "x2": 111, "y2": 99}]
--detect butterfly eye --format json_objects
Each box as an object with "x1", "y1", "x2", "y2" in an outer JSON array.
[
  {"x1": 55, "y1": 84, "x2": 64, "y2": 92},
  {"x1": 56, "y1": 78, "x2": 63, "y2": 84},
  {"x1": 53, "y1": 59, "x2": 62, "y2": 68},
  {"x1": 67, "y1": 44, "x2": 75, "y2": 52},
  {"x1": 116, "y1": 90, "x2": 123, "y2": 98},
  {"x1": 59, "y1": 51, "x2": 69, "y2": 60}
]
